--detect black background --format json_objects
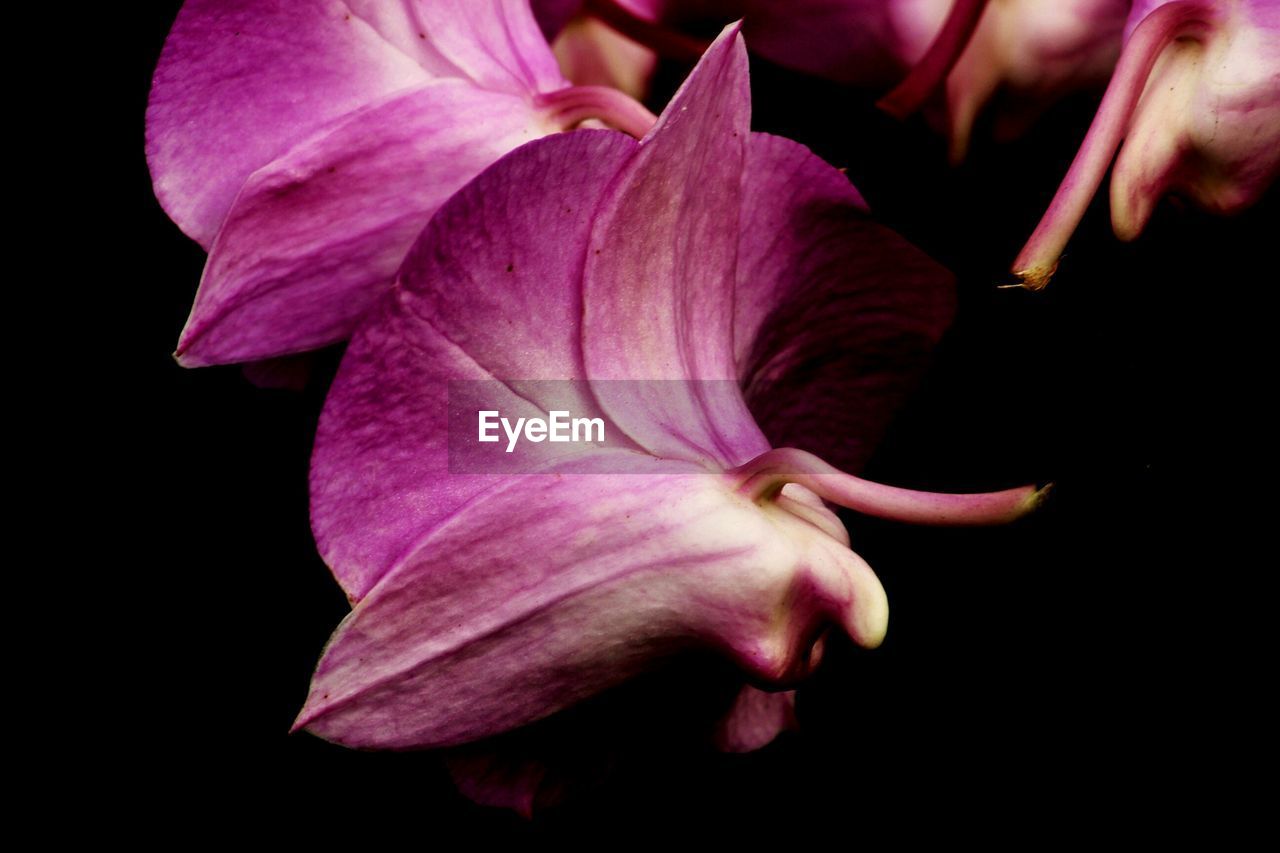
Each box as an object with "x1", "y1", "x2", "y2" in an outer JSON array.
[{"x1": 117, "y1": 3, "x2": 1269, "y2": 840}]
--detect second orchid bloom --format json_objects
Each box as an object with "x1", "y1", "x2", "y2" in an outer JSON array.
[{"x1": 148, "y1": 0, "x2": 657, "y2": 367}]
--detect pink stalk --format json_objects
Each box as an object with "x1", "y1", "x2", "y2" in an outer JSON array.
[
  {"x1": 537, "y1": 85, "x2": 659, "y2": 138},
  {"x1": 878, "y1": 0, "x2": 990, "y2": 119},
  {"x1": 584, "y1": 0, "x2": 712, "y2": 62},
  {"x1": 731, "y1": 448, "x2": 1048, "y2": 527},
  {"x1": 1012, "y1": 1, "x2": 1214, "y2": 290}
]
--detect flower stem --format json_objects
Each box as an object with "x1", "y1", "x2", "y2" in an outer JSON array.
[
  {"x1": 537, "y1": 85, "x2": 659, "y2": 139},
  {"x1": 731, "y1": 447, "x2": 1047, "y2": 527},
  {"x1": 584, "y1": 0, "x2": 711, "y2": 62},
  {"x1": 878, "y1": 0, "x2": 990, "y2": 119},
  {"x1": 1011, "y1": 1, "x2": 1214, "y2": 290}
]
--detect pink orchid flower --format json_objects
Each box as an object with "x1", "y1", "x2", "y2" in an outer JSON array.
[
  {"x1": 1014, "y1": 0, "x2": 1280, "y2": 288},
  {"x1": 148, "y1": 0, "x2": 656, "y2": 368},
  {"x1": 294, "y1": 25, "x2": 1043, "y2": 811}
]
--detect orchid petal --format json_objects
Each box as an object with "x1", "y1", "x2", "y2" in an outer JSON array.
[
  {"x1": 582, "y1": 23, "x2": 770, "y2": 468},
  {"x1": 149, "y1": 2, "x2": 566, "y2": 248},
  {"x1": 403, "y1": 0, "x2": 566, "y2": 95},
  {"x1": 147, "y1": 0, "x2": 431, "y2": 247},
  {"x1": 310, "y1": 129, "x2": 637, "y2": 601},
  {"x1": 296, "y1": 463, "x2": 884, "y2": 748},
  {"x1": 304, "y1": 459, "x2": 721, "y2": 749},
  {"x1": 175, "y1": 82, "x2": 559, "y2": 366},
  {"x1": 734, "y1": 133, "x2": 955, "y2": 473},
  {"x1": 152, "y1": 1, "x2": 594, "y2": 365}
]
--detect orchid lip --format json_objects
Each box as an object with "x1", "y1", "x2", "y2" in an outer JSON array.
[
  {"x1": 730, "y1": 447, "x2": 1048, "y2": 527},
  {"x1": 1012, "y1": 0, "x2": 1217, "y2": 290}
]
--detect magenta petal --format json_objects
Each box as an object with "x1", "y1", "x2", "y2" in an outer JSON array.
[
  {"x1": 296, "y1": 463, "x2": 890, "y2": 748},
  {"x1": 148, "y1": 1, "x2": 567, "y2": 249},
  {"x1": 147, "y1": 0, "x2": 432, "y2": 247},
  {"x1": 296, "y1": 462, "x2": 734, "y2": 748},
  {"x1": 174, "y1": 83, "x2": 557, "y2": 366},
  {"x1": 734, "y1": 133, "x2": 955, "y2": 473},
  {"x1": 310, "y1": 129, "x2": 636, "y2": 600},
  {"x1": 406, "y1": 0, "x2": 567, "y2": 95},
  {"x1": 582, "y1": 23, "x2": 770, "y2": 467}
]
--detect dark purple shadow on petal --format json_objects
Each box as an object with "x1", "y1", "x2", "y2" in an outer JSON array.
[{"x1": 734, "y1": 133, "x2": 955, "y2": 475}]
